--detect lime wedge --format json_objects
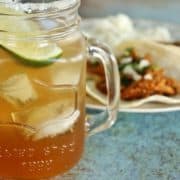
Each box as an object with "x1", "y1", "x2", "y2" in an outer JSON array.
[
  {"x1": 0, "y1": 4, "x2": 63, "y2": 66},
  {"x1": 1, "y1": 41, "x2": 63, "y2": 66}
]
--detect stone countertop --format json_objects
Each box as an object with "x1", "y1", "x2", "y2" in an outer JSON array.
[{"x1": 63, "y1": 110, "x2": 180, "y2": 180}]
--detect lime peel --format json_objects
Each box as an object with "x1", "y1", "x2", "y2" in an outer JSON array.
[{"x1": 0, "y1": 41, "x2": 63, "y2": 66}]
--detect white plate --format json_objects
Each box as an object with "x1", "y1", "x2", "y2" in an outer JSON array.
[
  {"x1": 86, "y1": 104, "x2": 180, "y2": 113},
  {"x1": 82, "y1": 17, "x2": 180, "y2": 113}
]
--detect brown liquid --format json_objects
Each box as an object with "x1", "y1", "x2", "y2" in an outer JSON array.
[
  {"x1": 0, "y1": 34, "x2": 87, "y2": 179},
  {"x1": 0, "y1": 116, "x2": 85, "y2": 179}
]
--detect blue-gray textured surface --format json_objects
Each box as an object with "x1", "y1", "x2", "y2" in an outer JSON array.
[{"x1": 63, "y1": 111, "x2": 180, "y2": 180}]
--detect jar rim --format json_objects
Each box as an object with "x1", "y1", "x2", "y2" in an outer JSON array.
[
  {"x1": 0, "y1": 0, "x2": 80, "y2": 15},
  {"x1": 0, "y1": 0, "x2": 81, "y2": 40}
]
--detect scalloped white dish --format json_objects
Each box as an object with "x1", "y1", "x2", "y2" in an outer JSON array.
[{"x1": 82, "y1": 16, "x2": 180, "y2": 113}]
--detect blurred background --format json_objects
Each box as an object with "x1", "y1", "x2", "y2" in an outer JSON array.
[{"x1": 79, "y1": 0, "x2": 180, "y2": 24}]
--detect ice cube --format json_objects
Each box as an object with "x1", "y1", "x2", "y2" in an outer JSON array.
[
  {"x1": 12, "y1": 94, "x2": 79, "y2": 140},
  {"x1": 0, "y1": 74, "x2": 37, "y2": 105},
  {"x1": 33, "y1": 110, "x2": 80, "y2": 140},
  {"x1": 51, "y1": 60, "x2": 82, "y2": 85}
]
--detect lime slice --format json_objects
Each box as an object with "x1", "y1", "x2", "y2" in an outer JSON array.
[
  {"x1": 0, "y1": 74, "x2": 37, "y2": 105},
  {"x1": 1, "y1": 41, "x2": 63, "y2": 66},
  {"x1": 0, "y1": 4, "x2": 63, "y2": 66}
]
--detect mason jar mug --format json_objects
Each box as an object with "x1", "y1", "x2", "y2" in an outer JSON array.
[{"x1": 0, "y1": 0, "x2": 120, "y2": 179}]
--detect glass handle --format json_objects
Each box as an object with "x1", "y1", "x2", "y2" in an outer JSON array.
[{"x1": 87, "y1": 38, "x2": 120, "y2": 136}]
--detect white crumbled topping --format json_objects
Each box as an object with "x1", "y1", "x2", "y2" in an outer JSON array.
[
  {"x1": 140, "y1": 27, "x2": 172, "y2": 42},
  {"x1": 84, "y1": 14, "x2": 136, "y2": 50},
  {"x1": 123, "y1": 65, "x2": 142, "y2": 81},
  {"x1": 144, "y1": 73, "x2": 153, "y2": 80},
  {"x1": 138, "y1": 59, "x2": 150, "y2": 69},
  {"x1": 83, "y1": 14, "x2": 172, "y2": 52},
  {"x1": 121, "y1": 57, "x2": 133, "y2": 64}
]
